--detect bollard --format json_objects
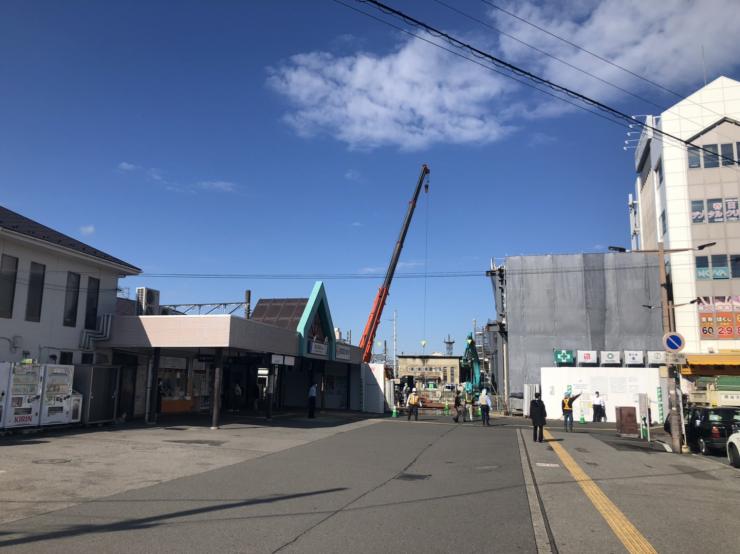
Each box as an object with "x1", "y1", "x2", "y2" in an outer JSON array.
[{"x1": 392, "y1": 405, "x2": 398, "y2": 418}]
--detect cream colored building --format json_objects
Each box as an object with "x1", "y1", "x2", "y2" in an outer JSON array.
[
  {"x1": 632, "y1": 76, "x2": 740, "y2": 353},
  {"x1": 397, "y1": 355, "x2": 462, "y2": 386}
]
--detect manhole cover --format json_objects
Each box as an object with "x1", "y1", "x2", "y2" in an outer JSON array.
[
  {"x1": 32, "y1": 459, "x2": 71, "y2": 465},
  {"x1": 395, "y1": 473, "x2": 431, "y2": 481},
  {"x1": 164, "y1": 440, "x2": 225, "y2": 447}
]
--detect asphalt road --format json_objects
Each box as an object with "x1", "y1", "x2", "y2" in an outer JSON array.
[
  {"x1": 1, "y1": 414, "x2": 738, "y2": 553},
  {"x1": 0, "y1": 418, "x2": 536, "y2": 553}
]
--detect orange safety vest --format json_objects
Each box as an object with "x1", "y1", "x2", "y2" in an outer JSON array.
[
  {"x1": 563, "y1": 398, "x2": 572, "y2": 411},
  {"x1": 408, "y1": 393, "x2": 420, "y2": 406}
]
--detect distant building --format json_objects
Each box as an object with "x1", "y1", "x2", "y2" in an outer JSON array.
[
  {"x1": 631, "y1": 76, "x2": 740, "y2": 353},
  {"x1": 0, "y1": 205, "x2": 140, "y2": 364},
  {"x1": 397, "y1": 354, "x2": 462, "y2": 387},
  {"x1": 490, "y1": 253, "x2": 664, "y2": 396}
]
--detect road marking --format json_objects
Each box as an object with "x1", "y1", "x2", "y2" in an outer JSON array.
[
  {"x1": 536, "y1": 462, "x2": 560, "y2": 468},
  {"x1": 543, "y1": 429, "x2": 657, "y2": 554},
  {"x1": 516, "y1": 430, "x2": 554, "y2": 553}
]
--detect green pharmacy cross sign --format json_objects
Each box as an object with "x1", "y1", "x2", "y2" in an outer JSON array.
[{"x1": 554, "y1": 349, "x2": 575, "y2": 364}]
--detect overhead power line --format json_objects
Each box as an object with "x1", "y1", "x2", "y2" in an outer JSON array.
[{"x1": 347, "y1": 0, "x2": 737, "y2": 167}]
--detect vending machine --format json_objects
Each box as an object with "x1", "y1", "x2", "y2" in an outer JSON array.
[
  {"x1": 40, "y1": 364, "x2": 75, "y2": 425},
  {"x1": 0, "y1": 362, "x2": 11, "y2": 428},
  {"x1": 3, "y1": 363, "x2": 43, "y2": 428}
]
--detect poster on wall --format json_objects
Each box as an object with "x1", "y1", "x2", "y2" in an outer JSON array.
[
  {"x1": 726, "y1": 198, "x2": 740, "y2": 221},
  {"x1": 691, "y1": 200, "x2": 706, "y2": 223}
]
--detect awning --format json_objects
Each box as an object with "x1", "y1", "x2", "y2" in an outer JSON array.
[{"x1": 683, "y1": 354, "x2": 740, "y2": 376}]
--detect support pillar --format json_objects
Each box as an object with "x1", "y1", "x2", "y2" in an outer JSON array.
[{"x1": 211, "y1": 348, "x2": 223, "y2": 430}]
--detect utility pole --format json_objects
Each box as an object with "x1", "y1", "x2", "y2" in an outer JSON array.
[
  {"x1": 658, "y1": 241, "x2": 683, "y2": 454},
  {"x1": 393, "y1": 310, "x2": 398, "y2": 378}
]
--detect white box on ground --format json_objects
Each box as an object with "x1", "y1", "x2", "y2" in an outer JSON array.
[{"x1": 540, "y1": 366, "x2": 663, "y2": 424}]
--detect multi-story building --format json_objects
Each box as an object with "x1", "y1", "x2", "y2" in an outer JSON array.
[
  {"x1": 632, "y1": 76, "x2": 740, "y2": 353},
  {"x1": 397, "y1": 354, "x2": 462, "y2": 387},
  {"x1": 0, "y1": 205, "x2": 140, "y2": 364}
]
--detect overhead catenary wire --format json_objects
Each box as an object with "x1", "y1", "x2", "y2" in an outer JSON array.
[
  {"x1": 348, "y1": 0, "x2": 739, "y2": 167},
  {"x1": 480, "y1": 0, "x2": 740, "y2": 148}
]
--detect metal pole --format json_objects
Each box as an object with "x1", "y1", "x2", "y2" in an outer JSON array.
[
  {"x1": 266, "y1": 365, "x2": 275, "y2": 420},
  {"x1": 503, "y1": 336, "x2": 510, "y2": 415},
  {"x1": 658, "y1": 241, "x2": 683, "y2": 454},
  {"x1": 211, "y1": 348, "x2": 223, "y2": 429},
  {"x1": 393, "y1": 310, "x2": 398, "y2": 379}
]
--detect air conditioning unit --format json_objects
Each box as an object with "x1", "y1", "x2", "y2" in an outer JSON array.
[{"x1": 136, "y1": 287, "x2": 160, "y2": 315}]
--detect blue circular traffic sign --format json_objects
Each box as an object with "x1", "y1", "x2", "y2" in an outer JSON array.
[{"x1": 663, "y1": 332, "x2": 685, "y2": 352}]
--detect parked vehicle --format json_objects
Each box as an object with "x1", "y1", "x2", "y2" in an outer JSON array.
[
  {"x1": 728, "y1": 431, "x2": 740, "y2": 468},
  {"x1": 684, "y1": 406, "x2": 740, "y2": 455}
]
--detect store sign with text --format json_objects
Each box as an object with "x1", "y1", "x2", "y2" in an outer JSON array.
[
  {"x1": 308, "y1": 341, "x2": 328, "y2": 356},
  {"x1": 698, "y1": 296, "x2": 740, "y2": 340},
  {"x1": 335, "y1": 344, "x2": 351, "y2": 361}
]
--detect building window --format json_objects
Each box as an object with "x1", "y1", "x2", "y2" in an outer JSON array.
[
  {"x1": 726, "y1": 198, "x2": 740, "y2": 221},
  {"x1": 659, "y1": 210, "x2": 667, "y2": 236},
  {"x1": 81, "y1": 352, "x2": 93, "y2": 364},
  {"x1": 691, "y1": 200, "x2": 706, "y2": 223},
  {"x1": 707, "y1": 198, "x2": 724, "y2": 223},
  {"x1": 656, "y1": 159, "x2": 663, "y2": 184},
  {"x1": 59, "y1": 351, "x2": 74, "y2": 364},
  {"x1": 63, "y1": 272, "x2": 81, "y2": 327},
  {"x1": 638, "y1": 158, "x2": 651, "y2": 188},
  {"x1": 721, "y1": 143, "x2": 735, "y2": 166},
  {"x1": 25, "y1": 261, "x2": 45, "y2": 322},
  {"x1": 712, "y1": 255, "x2": 729, "y2": 279},
  {"x1": 696, "y1": 256, "x2": 710, "y2": 280},
  {"x1": 688, "y1": 146, "x2": 701, "y2": 168},
  {"x1": 731, "y1": 255, "x2": 740, "y2": 278},
  {"x1": 84, "y1": 276, "x2": 100, "y2": 330},
  {"x1": 0, "y1": 254, "x2": 18, "y2": 319},
  {"x1": 703, "y1": 144, "x2": 719, "y2": 168}
]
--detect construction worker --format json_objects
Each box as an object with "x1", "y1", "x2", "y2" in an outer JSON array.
[
  {"x1": 453, "y1": 389, "x2": 464, "y2": 423},
  {"x1": 562, "y1": 391, "x2": 582, "y2": 432},
  {"x1": 479, "y1": 388, "x2": 492, "y2": 426},
  {"x1": 406, "y1": 387, "x2": 421, "y2": 421},
  {"x1": 464, "y1": 387, "x2": 474, "y2": 421}
]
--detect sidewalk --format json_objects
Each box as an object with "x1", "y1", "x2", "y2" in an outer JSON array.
[{"x1": 0, "y1": 413, "x2": 381, "y2": 525}]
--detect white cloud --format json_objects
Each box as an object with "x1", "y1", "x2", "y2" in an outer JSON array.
[
  {"x1": 117, "y1": 162, "x2": 138, "y2": 171},
  {"x1": 358, "y1": 266, "x2": 386, "y2": 274},
  {"x1": 267, "y1": 35, "x2": 513, "y2": 150},
  {"x1": 490, "y1": 1, "x2": 740, "y2": 104},
  {"x1": 345, "y1": 169, "x2": 361, "y2": 181},
  {"x1": 198, "y1": 180, "x2": 237, "y2": 193},
  {"x1": 79, "y1": 225, "x2": 95, "y2": 236},
  {"x1": 350, "y1": 221, "x2": 363, "y2": 227}
]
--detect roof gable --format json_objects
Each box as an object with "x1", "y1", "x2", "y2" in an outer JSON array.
[
  {"x1": 297, "y1": 281, "x2": 336, "y2": 357},
  {"x1": 0, "y1": 205, "x2": 140, "y2": 273}
]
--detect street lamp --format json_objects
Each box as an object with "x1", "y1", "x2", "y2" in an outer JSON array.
[{"x1": 610, "y1": 242, "x2": 716, "y2": 454}]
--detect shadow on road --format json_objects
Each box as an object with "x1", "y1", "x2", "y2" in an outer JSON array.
[{"x1": 0, "y1": 487, "x2": 348, "y2": 549}]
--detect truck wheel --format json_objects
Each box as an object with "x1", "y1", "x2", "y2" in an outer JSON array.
[{"x1": 729, "y1": 444, "x2": 740, "y2": 468}]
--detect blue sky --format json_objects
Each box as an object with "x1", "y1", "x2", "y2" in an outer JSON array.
[{"x1": 2, "y1": 0, "x2": 740, "y2": 355}]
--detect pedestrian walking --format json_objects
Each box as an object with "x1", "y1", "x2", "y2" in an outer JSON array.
[
  {"x1": 562, "y1": 391, "x2": 582, "y2": 432},
  {"x1": 453, "y1": 390, "x2": 464, "y2": 423},
  {"x1": 406, "y1": 388, "x2": 421, "y2": 421},
  {"x1": 308, "y1": 383, "x2": 317, "y2": 419},
  {"x1": 479, "y1": 388, "x2": 492, "y2": 426},
  {"x1": 593, "y1": 391, "x2": 606, "y2": 422},
  {"x1": 530, "y1": 392, "x2": 547, "y2": 443}
]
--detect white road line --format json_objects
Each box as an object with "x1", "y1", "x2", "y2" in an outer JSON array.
[{"x1": 517, "y1": 429, "x2": 553, "y2": 554}]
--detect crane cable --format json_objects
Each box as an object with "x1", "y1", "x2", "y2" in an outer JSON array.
[{"x1": 422, "y1": 173, "x2": 430, "y2": 353}]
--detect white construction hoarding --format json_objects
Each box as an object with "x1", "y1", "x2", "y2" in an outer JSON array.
[{"x1": 540, "y1": 366, "x2": 665, "y2": 424}]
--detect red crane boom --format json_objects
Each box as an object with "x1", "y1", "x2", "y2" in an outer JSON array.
[{"x1": 359, "y1": 164, "x2": 430, "y2": 363}]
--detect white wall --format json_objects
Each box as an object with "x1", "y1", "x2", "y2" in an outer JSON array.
[
  {"x1": 0, "y1": 234, "x2": 125, "y2": 363},
  {"x1": 540, "y1": 366, "x2": 663, "y2": 424},
  {"x1": 362, "y1": 363, "x2": 385, "y2": 413}
]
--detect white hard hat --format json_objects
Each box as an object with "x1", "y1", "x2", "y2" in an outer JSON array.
[{"x1": 412, "y1": 387, "x2": 417, "y2": 392}]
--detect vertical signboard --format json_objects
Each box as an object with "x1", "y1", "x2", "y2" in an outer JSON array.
[{"x1": 707, "y1": 198, "x2": 724, "y2": 223}]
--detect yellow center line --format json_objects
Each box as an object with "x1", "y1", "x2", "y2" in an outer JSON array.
[{"x1": 542, "y1": 429, "x2": 657, "y2": 554}]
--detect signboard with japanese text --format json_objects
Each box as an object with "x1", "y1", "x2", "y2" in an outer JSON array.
[
  {"x1": 308, "y1": 341, "x2": 328, "y2": 356},
  {"x1": 577, "y1": 350, "x2": 597, "y2": 364},
  {"x1": 624, "y1": 350, "x2": 644, "y2": 365},
  {"x1": 335, "y1": 343, "x2": 351, "y2": 361},
  {"x1": 647, "y1": 351, "x2": 666, "y2": 365},
  {"x1": 698, "y1": 296, "x2": 740, "y2": 340},
  {"x1": 691, "y1": 200, "x2": 706, "y2": 223},
  {"x1": 726, "y1": 198, "x2": 740, "y2": 221},
  {"x1": 600, "y1": 351, "x2": 621, "y2": 365},
  {"x1": 707, "y1": 198, "x2": 724, "y2": 223}
]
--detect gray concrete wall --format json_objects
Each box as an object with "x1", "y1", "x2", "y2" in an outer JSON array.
[{"x1": 504, "y1": 253, "x2": 663, "y2": 394}]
